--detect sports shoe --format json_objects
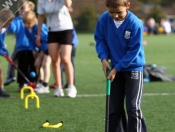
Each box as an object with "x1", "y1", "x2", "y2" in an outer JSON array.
[
  {"x1": 36, "y1": 83, "x2": 43, "y2": 89},
  {"x1": 37, "y1": 85, "x2": 50, "y2": 94},
  {"x1": 54, "y1": 88, "x2": 64, "y2": 97},
  {"x1": 50, "y1": 83, "x2": 56, "y2": 89},
  {"x1": 66, "y1": 85, "x2": 77, "y2": 98},
  {"x1": 0, "y1": 89, "x2": 10, "y2": 97},
  {"x1": 33, "y1": 83, "x2": 42, "y2": 92},
  {"x1": 4, "y1": 77, "x2": 16, "y2": 86}
]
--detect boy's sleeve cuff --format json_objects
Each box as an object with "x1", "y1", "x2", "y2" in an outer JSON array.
[
  {"x1": 114, "y1": 64, "x2": 122, "y2": 71},
  {"x1": 99, "y1": 53, "x2": 108, "y2": 61}
]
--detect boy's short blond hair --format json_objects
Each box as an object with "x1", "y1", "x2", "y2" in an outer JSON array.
[
  {"x1": 27, "y1": 1, "x2": 35, "y2": 11},
  {"x1": 105, "y1": 0, "x2": 129, "y2": 7},
  {"x1": 22, "y1": 11, "x2": 37, "y2": 24},
  {"x1": 0, "y1": 8, "x2": 14, "y2": 22}
]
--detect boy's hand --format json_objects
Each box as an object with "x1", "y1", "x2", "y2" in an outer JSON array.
[
  {"x1": 102, "y1": 59, "x2": 111, "y2": 78},
  {"x1": 107, "y1": 68, "x2": 117, "y2": 82},
  {"x1": 0, "y1": 48, "x2": 9, "y2": 56}
]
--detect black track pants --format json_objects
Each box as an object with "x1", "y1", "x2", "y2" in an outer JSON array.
[{"x1": 109, "y1": 71, "x2": 147, "y2": 132}]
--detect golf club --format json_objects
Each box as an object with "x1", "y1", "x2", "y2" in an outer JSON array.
[
  {"x1": 105, "y1": 59, "x2": 111, "y2": 132},
  {"x1": 4, "y1": 54, "x2": 35, "y2": 88}
]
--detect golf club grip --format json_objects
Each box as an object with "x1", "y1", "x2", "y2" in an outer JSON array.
[{"x1": 106, "y1": 59, "x2": 111, "y2": 95}]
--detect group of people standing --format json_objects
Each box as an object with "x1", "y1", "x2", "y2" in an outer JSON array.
[
  {"x1": 1, "y1": 0, "x2": 149, "y2": 131},
  {"x1": 146, "y1": 17, "x2": 173, "y2": 35},
  {"x1": 0, "y1": 0, "x2": 78, "y2": 98}
]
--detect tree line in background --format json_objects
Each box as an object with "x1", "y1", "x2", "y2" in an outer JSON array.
[{"x1": 27, "y1": 0, "x2": 175, "y2": 32}]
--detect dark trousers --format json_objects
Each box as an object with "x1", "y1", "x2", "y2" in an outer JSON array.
[
  {"x1": 17, "y1": 50, "x2": 36, "y2": 85},
  {"x1": 109, "y1": 71, "x2": 147, "y2": 132},
  {"x1": 61, "y1": 46, "x2": 76, "y2": 86}
]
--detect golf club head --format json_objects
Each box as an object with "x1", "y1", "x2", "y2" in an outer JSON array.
[{"x1": 28, "y1": 82, "x2": 36, "y2": 89}]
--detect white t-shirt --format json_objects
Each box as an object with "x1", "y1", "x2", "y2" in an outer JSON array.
[
  {"x1": 114, "y1": 20, "x2": 124, "y2": 28},
  {"x1": 37, "y1": 0, "x2": 73, "y2": 31}
]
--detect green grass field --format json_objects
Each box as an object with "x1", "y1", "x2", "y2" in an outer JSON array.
[{"x1": 0, "y1": 34, "x2": 175, "y2": 132}]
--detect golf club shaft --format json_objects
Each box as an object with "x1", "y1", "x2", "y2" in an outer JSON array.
[
  {"x1": 13, "y1": 64, "x2": 30, "y2": 83},
  {"x1": 105, "y1": 59, "x2": 111, "y2": 132},
  {"x1": 4, "y1": 54, "x2": 30, "y2": 83}
]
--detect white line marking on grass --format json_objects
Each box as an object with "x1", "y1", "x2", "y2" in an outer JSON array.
[
  {"x1": 76, "y1": 93, "x2": 175, "y2": 97},
  {"x1": 4, "y1": 93, "x2": 175, "y2": 99},
  {"x1": 144, "y1": 93, "x2": 175, "y2": 96},
  {"x1": 77, "y1": 94, "x2": 105, "y2": 97}
]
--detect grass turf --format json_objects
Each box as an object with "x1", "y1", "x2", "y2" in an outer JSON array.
[{"x1": 0, "y1": 34, "x2": 175, "y2": 132}]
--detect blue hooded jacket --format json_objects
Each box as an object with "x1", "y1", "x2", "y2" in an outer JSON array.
[
  {"x1": 0, "y1": 28, "x2": 9, "y2": 56},
  {"x1": 24, "y1": 23, "x2": 48, "y2": 52},
  {"x1": 8, "y1": 16, "x2": 32, "y2": 52}
]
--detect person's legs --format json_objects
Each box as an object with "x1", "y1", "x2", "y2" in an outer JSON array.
[
  {"x1": 17, "y1": 51, "x2": 29, "y2": 88},
  {"x1": 48, "y1": 43, "x2": 64, "y2": 96},
  {"x1": 0, "y1": 64, "x2": 10, "y2": 97},
  {"x1": 60, "y1": 45, "x2": 74, "y2": 86},
  {"x1": 34, "y1": 52, "x2": 46, "y2": 93},
  {"x1": 62, "y1": 46, "x2": 76, "y2": 88},
  {"x1": 34, "y1": 51, "x2": 44, "y2": 77},
  {"x1": 17, "y1": 51, "x2": 36, "y2": 90},
  {"x1": 4, "y1": 46, "x2": 18, "y2": 85},
  {"x1": 125, "y1": 71, "x2": 147, "y2": 132},
  {"x1": 0, "y1": 65, "x2": 4, "y2": 88},
  {"x1": 49, "y1": 43, "x2": 61, "y2": 87},
  {"x1": 60, "y1": 62, "x2": 65, "y2": 87},
  {"x1": 37, "y1": 54, "x2": 51, "y2": 94},
  {"x1": 42, "y1": 55, "x2": 51, "y2": 84},
  {"x1": 60, "y1": 44, "x2": 77, "y2": 98},
  {"x1": 71, "y1": 46, "x2": 76, "y2": 85},
  {"x1": 109, "y1": 72, "x2": 127, "y2": 132},
  {"x1": 28, "y1": 51, "x2": 37, "y2": 83}
]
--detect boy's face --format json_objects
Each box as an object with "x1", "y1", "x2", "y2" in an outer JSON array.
[
  {"x1": 19, "y1": 5, "x2": 30, "y2": 16},
  {"x1": 24, "y1": 21, "x2": 34, "y2": 29},
  {"x1": 107, "y1": 3, "x2": 130, "y2": 21}
]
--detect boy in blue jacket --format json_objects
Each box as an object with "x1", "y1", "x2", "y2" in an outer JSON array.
[
  {"x1": 23, "y1": 11, "x2": 51, "y2": 93},
  {"x1": 0, "y1": 8, "x2": 14, "y2": 97},
  {"x1": 4, "y1": 0, "x2": 35, "y2": 86},
  {"x1": 95, "y1": 0, "x2": 147, "y2": 132},
  {"x1": 7, "y1": 1, "x2": 37, "y2": 90}
]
